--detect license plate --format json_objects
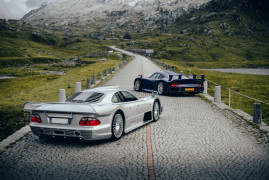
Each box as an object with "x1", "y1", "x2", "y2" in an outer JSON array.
[
  {"x1": 185, "y1": 88, "x2": 194, "y2": 91},
  {"x1": 50, "y1": 118, "x2": 69, "y2": 124}
]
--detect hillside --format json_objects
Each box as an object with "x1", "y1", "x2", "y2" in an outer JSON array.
[
  {"x1": 0, "y1": 19, "x2": 125, "y2": 141},
  {"x1": 121, "y1": 0, "x2": 269, "y2": 68},
  {"x1": 0, "y1": 19, "x2": 122, "y2": 70}
]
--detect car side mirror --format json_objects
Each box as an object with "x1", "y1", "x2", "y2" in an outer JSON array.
[
  {"x1": 138, "y1": 74, "x2": 143, "y2": 78},
  {"x1": 152, "y1": 91, "x2": 158, "y2": 97}
]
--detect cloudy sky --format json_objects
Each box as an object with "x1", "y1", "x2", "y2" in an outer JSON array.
[{"x1": 0, "y1": 0, "x2": 56, "y2": 20}]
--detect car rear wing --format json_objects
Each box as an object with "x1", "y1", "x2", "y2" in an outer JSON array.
[
  {"x1": 23, "y1": 102, "x2": 97, "y2": 114},
  {"x1": 23, "y1": 102, "x2": 47, "y2": 112},
  {"x1": 168, "y1": 74, "x2": 205, "y2": 81}
]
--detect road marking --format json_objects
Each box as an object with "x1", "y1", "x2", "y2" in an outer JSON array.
[
  {"x1": 140, "y1": 57, "x2": 156, "y2": 180},
  {"x1": 146, "y1": 124, "x2": 155, "y2": 180}
]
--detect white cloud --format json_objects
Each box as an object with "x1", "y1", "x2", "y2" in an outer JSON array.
[{"x1": 0, "y1": 0, "x2": 56, "y2": 20}]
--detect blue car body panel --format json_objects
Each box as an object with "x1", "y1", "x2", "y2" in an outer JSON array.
[{"x1": 134, "y1": 70, "x2": 205, "y2": 95}]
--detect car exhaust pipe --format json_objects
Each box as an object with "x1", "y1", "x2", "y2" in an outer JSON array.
[
  {"x1": 75, "y1": 131, "x2": 81, "y2": 136},
  {"x1": 39, "y1": 129, "x2": 44, "y2": 134}
]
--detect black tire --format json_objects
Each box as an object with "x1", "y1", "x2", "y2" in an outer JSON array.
[
  {"x1": 157, "y1": 82, "x2": 165, "y2": 95},
  {"x1": 111, "y1": 112, "x2": 124, "y2": 141},
  {"x1": 134, "y1": 79, "x2": 142, "y2": 91},
  {"x1": 152, "y1": 101, "x2": 160, "y2": 122}
]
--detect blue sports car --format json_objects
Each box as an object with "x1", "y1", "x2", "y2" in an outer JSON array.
[{"x1": 134, "y1": 70, "x2": 205, "y2": 95}]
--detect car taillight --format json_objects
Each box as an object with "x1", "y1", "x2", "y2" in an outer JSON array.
[
  {"x1": 198, "y1": 84, "x2": 202, "y2": 86},
  {"x1": 79, "y1": 117, "x2": 101, "y2": 126},
  {"x1": 171, "y1": 84, "x2": 181, "y2": 87},
  {"x1": 31, "y1": 114, "x2": 42, "y2": 123}
]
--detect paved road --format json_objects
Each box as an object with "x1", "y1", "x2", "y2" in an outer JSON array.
[{"x1": 0, "y1": 50, "x2": 269, "y2": 180}]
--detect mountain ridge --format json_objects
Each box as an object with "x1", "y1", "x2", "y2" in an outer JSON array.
[{"x1": 22, "y1": 0, "x2": 210, "y2": 32}]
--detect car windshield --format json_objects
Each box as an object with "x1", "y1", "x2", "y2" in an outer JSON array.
[
  {"x1": 149, "y1": 73, "x2": 159, "y2": 79},
  {"x1": 66, "y1": 92, "x2": 104, "y2": 103}
]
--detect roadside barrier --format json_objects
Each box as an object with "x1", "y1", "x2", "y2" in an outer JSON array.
[
  {"x1": 214, "y1": 86, "x2": 221, "y2": 103},
  {"x1": 86, "y1": 78, "x2": 91, "y2": 89},
  {"x1": 75, "y1": 82, "x2": 81, "y2": 92},
  {"x1": 207, "y1": 80, "x2": 268, "y2": 124},
  {"x1": 58, "y1": 57, "x2": 133, "y2": 103},
  {"x1": 59, "y1": 89, "x2": 66, "y2": 102}
]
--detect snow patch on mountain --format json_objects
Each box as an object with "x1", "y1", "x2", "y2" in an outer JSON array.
[{"x1": 22, "y1": 0, "x2": 211, "y2": 32}]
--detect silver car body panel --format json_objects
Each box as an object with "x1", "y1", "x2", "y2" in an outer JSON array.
[{"x1": 23, "y1": 86, "x2": 162, "y2": 140}]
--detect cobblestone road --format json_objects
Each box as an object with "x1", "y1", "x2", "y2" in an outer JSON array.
[{"x1": 0, "y1": 50, "x2": 269, "y2": 180}]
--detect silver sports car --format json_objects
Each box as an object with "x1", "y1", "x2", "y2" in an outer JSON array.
[{"x1": 23, "y1": 86, "x2": 163, "y2": 141}]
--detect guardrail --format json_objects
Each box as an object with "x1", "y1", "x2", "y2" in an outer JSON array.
[
  {"x1": 206, "y1": 80, "x2": 266, "y2": 125},
  {"x1": 149, "y1": 57, "x2": 268, "y2": 125}
]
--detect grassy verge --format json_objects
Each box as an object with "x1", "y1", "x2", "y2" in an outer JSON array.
[{"x1": 0, "y1": 58, "x2": 125, "y2": 141}]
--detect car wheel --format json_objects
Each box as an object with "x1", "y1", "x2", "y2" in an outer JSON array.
[
  {"x1": 153, "y1": 101, "x2": 160, "y2": 122},
  {"x1": 157, "y1": 82, "x2": 165, "y2": 95},
  {"x1": 134, "y1": 79, "x2": 141, "y2": 91},
  {"x1": 111, "y1": 112, "x2": 124, "y2": 140}
]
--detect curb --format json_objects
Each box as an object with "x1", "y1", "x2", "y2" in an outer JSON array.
[
  {"x1": 200, "y1": 93, "x2": 269, "y2": 133},
  {"x1": 0, "y1": 125, "x2": 31, "y2": 151}
]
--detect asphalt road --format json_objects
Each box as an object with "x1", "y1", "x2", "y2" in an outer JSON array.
[{"x1": 0, "y1": 50, "x2": 269, "y2": 180}]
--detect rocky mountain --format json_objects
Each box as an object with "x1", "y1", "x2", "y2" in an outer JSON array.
[
  {"x1": 120, "y1": 0, "x2": 269, "y2": 67},
  {"x1": 22, "y1": 0, "x2": 210, "y2": 32}
]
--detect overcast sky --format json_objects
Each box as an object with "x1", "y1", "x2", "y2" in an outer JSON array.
[{"x1": 0, "y1": 0, "x2": 56, "y2": 20}]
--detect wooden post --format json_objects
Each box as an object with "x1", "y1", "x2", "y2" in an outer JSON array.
[
  {"x1": 59, "y1": 89, "x2": 66, "y2": 102},
  {"x1": 109, "y1": 67, "x2": 112, "y2": 74},
  {"x1": 75, "y1": 82, "x2": 81, "y2": 92},
  {"x1": 214, "y1": 86, "x2": 221, "y2": 103},
  {"x1": 253, "y1": 103, "x2": 262, "y2": 124},
  {"x1": 86, "y1": 78, "x2": 91, "y2": 89}
]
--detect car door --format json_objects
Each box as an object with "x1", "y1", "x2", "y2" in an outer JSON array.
[
  {"x1": 152, "y1": 73, "x2": 166, "y2": 91},
  {"x1": 118, "y1": 91, "x2": 144, "y2": 129},
  {"x1": 142, "y1": 73, "x2": 160, "y2": 91},
  {"x1": 151, "y1": 73, "x2": 162, "y2": 90},
  {"x1": 112, "y1": 92, "x2": 137, "y2": 125}
]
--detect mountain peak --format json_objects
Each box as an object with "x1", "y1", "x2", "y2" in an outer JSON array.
[{"x1": 22, "y1": 0, "x2": 210, "y2": 32}]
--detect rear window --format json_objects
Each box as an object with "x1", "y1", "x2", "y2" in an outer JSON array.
[{"x1": 66, "y1": 92, "x2": 104, "y2": 103}]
